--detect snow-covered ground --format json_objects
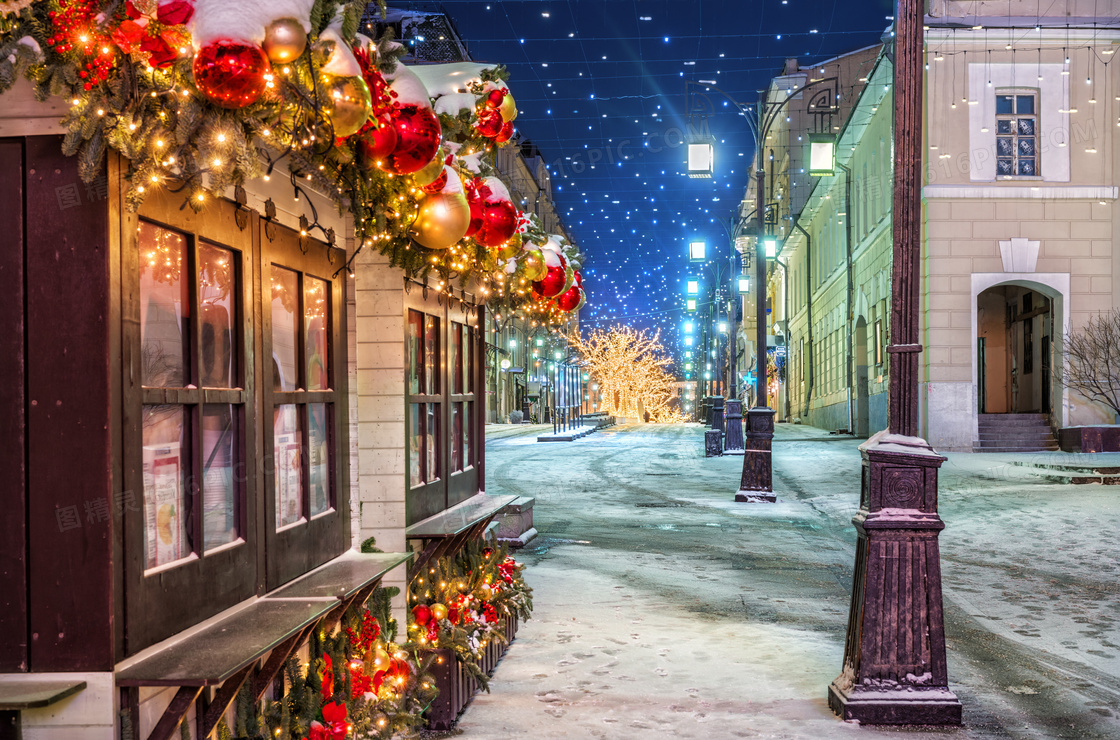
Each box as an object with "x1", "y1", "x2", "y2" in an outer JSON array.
[{"x1": 445, "y1": 422, "x2": 1120, "y2": 739}]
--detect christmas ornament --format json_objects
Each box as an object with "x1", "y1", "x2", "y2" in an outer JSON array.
[
  {"x1": 471, "y1": 180, "x2": 517, "y2": 247},
  {"x1": 429, "y1": 603, "x2": 449, "y2": 622},
  {"x1": 356, "y1": 118, "x2": 398, "y2": 167},
  {"x1": 413, "y1": 153, "x2": 445, "y2": 187},
  {"x1": 261, "y1": 17, "x2": 306, "y2": 63},
  {"x1": 475, "y1": 108, "x2": 503, "y2": 138},
  {"x1": 464, "y1": 179, "x2": 485, "y2": 236},
  {"x1": 573, "y1": 270, "x2": 583, "y2": 287},
  {"x1": 324, "y1": 76, "x2": 372, "y2": 139},
  {"x1": 522, "y1": 248, "x2": 547, "y2": 281},
  {"x1": 556, "y1": 284, "x2": 584, "y2": 312},
  {"x1": 485, "y1": 89, "x2": 505, "y2": 109},
  {"x1": 533, "y1": 248, "x2": 568, "y2": 298},
  {"x1": 494, "y1": 121, "x2": 514, "y2": 143},
  {"x1": 411, "y1": 604, "x2": 432, "y2": 625},
  {"x1": 371, "y1": 648, "x2": 391, "y2": 673},
  {"x1": 493, "y1": 233, "x2": 522, "y2": 260},
  {"x1": 383, "y1": 105, "x2": 442, "y2": 175},
  {"x1": 411, "y1": 190, "x2": 470, "y2": 250},
  {"x1": 478, "y1": 584, "x2": 494, "y2": 601},
  {"x1": 499, "y1": 91, "x2": 517, "y2": 122},
  {"x1": 192, "y1": 41, "x2": 270, "y2": 109},
  {"x1": 421, "y1": 167, "x2": 448, "y2": 194}
]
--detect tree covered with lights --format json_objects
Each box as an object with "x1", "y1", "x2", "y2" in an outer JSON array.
[{"x1": 569, "y1": 325, "x2": 685, "y2": 422}]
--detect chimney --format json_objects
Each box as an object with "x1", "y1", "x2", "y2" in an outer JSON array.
[{"x1": 783, "y1": 58, "x2": 799, "y2": 75}]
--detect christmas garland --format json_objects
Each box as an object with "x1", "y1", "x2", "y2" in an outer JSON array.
[
  {"x1": 0, "y1": 0, "x2": 585, "y2": 323},
  {"x1": 407, "y1": 538, "x2": 533, "y2": 691}
]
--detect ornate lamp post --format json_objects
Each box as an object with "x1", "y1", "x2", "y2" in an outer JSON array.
[{"x1": 827, "y1": 0, "x2": 961, "y2": 724}]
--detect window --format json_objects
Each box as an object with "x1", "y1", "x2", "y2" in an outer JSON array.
[
  {"x1": 995, "y1": 91, "x2": 1037, "y2": 177},
  {"x1": 406, "y1": 292, "x2": 482, "y2": 525},
  {"x1": 124, "y1": 192, "x2": 348, "y2": 654},
  {"x1": 874, "y1": 320, "x2": 884, "y2": 366}
]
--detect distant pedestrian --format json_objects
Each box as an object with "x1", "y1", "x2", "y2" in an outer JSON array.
[{"x1": 643, "y1": 411, "x2": 651, "y2": 423}]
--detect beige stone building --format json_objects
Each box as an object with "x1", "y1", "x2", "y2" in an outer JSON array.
[{"x1": 764, "y1": 0, "x2": 1120, "y2": 450}]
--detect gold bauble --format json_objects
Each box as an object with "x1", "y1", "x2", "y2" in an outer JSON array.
[
  {"x1": 413, "y1": 155, "x2": 445, "y2": 187},
  {"x1": 499, "y1": 90, "x2": 518, "y2": 122},
  {"x1": 325, "y1": 76, "x2": 372, "y2": 139},
  {"x1": 522, "y1": 248, "x2": 547, "y2": 281},
  {"x1": 429, "y1": 603, "x2": 449, "y2": 622},
  {"x1": 478, "y1": 584, "x2": 494, "y2": 602},
  {"x1": 411, "y1": 191, "x2": 470, "y2": 249},
  {"x1": 262, "y1": 18, "x2": 307, "y2": 63},
  {"x1": 494, "y1": 233, "x2": 522, "y2": 261},
  {"x1": 371, "y1": 648, "x2": 391, "y2": 673}
]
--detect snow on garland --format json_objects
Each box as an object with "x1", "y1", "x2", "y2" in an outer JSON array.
[{"x1": 0, "y1": 0, "x2": 584, "y2": 322}]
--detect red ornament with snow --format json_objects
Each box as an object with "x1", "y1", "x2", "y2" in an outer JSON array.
[
  {"x1": 192, "y1": 42, "x2": 270, "y2": 109},
  {"x1": 494, "y1": 121, "x2": 514, "y2": 143},
  {"x1": 471, "y1": 178, "x2": 517, "y2": 247},
  {"x1": 533, "y1": 248, "x2": 569, "y2": 298},
  {"x1": 475, "y1": 108, "x2": 503, "y2": 138},
  {"x1": 382, "y1": 105, "x2": 442, "y2": 175}
]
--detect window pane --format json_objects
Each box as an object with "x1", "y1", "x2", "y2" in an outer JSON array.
[
  {"x1": 305, "y1": 277, "x2": 329, "y2": 391},
  {"x1": 308, "y1": 403, "x2": 331, "y2": 516},
  {"x1": 409, "y1": 403, "x2": 423, "y2": 486},
  {"x1": 199, "y1": 243, "x2": 236, "y2": 388},
  {"x1": 996, "y1": 120, "x2": 1012, "y2": 134},
  {"x1": 451, "y1": 322, "x2": 463, "y2": 395},
  {"x1": 464, "y1": 401, "x2": 472, "y2": 467},
  {"x1": 202, "y1": 404, "x2": 237, "y2": 550},
  {"x1": 1016, "y1": 95, "x2": 1035, "y2": 114},
  {"x1": 451, "y1": 402, "x2": 462, "y2": 472},
  {"x1": 408, "y1": 310, "x2": 423, "y2": 395},
  {"x1": 271, "y1": 267, "x2": 300, "y2": 391},
  {"x1": 274, "y1": 404, "x2": 303, "y2": 528},
  {"x1": 996, "y1": 95, "x2": 1014, "y2": 114},
  {"x1": 1018, "y1": 138, "x2": 1035, "y2": 156},
  {"x1": 1018, "y1": 159, "x2": 1036, "y2": 176},
  {"x1": 1018, "y1": 118, "x2": 1035, "y2": 136},
  {"x1": 139, "y1": 222, "x2": 188, "y2": 387},
  {"x1": 997, "y1": 158, "x2": 1014, "y2": 176},
  {"x1": 426, "y1": 403, "x2": 440, "y2": 482},
  {"x1": 996, "y1": 137, "x2": 1014, "y2": 156},
  {"x1": 143, "y1": 405, "x2": 190, "y2": 569},
  {"x1": 425, "y1": 315, "x2": 440, "y2": 395},
  {"x1": 463, "y1": 326, "x2": 473, "y2": 393}
]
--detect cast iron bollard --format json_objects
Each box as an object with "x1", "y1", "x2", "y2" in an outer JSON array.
[
  {"x1": 710, "y1": 395, "x2": 725, "y2": 434},
  {"x1": 724, "y1": 399, "x2": 745, "y2": 453},
  {"x1": 704, "y1": 429, "x2": 723, "y2": 457}
]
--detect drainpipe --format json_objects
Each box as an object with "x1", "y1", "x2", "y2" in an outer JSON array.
[
  {"x1": 789, "y1": 219, "x2": 814, "y2": 420},
  {"x1": 836, "y1": 161, "x2": 854, "y2": 435}
]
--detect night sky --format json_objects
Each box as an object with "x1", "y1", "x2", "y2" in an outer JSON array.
[{"x1": 403, "y1": 1, "x2": 892, "y2": 342}]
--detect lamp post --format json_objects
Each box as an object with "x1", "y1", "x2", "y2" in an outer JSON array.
[{"x1": 826, "y1": 0, "x2": 960, "y2": 724}]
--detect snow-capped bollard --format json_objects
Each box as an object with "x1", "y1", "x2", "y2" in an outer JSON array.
[{"x1": 704, "y1": 429, "x2": 722, "y2": 457}]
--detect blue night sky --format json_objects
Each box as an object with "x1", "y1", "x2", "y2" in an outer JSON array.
[{"x1": 402, "y1": 1, "x2": 892, "y2": 341}]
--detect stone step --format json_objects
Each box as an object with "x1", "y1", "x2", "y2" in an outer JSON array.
[
  {"x1": 978, "y1": 413, "x2": 1050, "y2": 421},
  {"x1": 973, "y1": 444, "x2": 1061, "y2": 453}
]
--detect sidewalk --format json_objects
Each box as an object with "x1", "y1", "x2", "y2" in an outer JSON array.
[{"x1": 458, "y1": 423, "x2": 1120, "y2": 739}]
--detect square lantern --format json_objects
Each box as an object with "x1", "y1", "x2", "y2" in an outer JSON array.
[
  {"x1": 808, "y1": 133, "x2": 837, "y2": 176},
  {"x1": 737, "y1": 274, "x2": 751, "y2": 294},
  {"x1": 686, "y1": 297, "x2": 698, "y2": 312},
  {"x1": 684, "y1": 321, "x2": 694, "y2": 334},
  {"x1": 686, "y1": 279, "x2": 700, "y2": 295},
  {"x1": 689, "y1": 240, "x2": 706, "y2": 262},
  {"x1": 763, "y1": 237, "x2": 778, "y2": 259},
  {"x1": 687, "y1": 142, "x2": 714, "y2": 178}
]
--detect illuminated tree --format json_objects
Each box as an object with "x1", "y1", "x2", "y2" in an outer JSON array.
[{"x1": 569, "y1": 326, "x2": 686, "y2": 422}]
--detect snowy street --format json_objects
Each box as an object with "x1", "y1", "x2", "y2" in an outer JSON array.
[{"x1": 453, "y1": 422, "x2": 1120, "y2": 739}]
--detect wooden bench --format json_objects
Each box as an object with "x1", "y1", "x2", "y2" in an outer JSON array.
[{"x1": 115, "y1": 551, "x2": 410, "y2": 740}]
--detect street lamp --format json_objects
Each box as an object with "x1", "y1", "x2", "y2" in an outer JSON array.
[
  {"x1": 686, "y1": 278, "x2": 700, "y2": 295},
  {"x1": 808, "y1": 133, "x2": 837, "y2": 176},
  {"x1": 737, "y1": 275, "x2": 751, "y2": 294},
  {"x1": 687, "y1": 141, "x2": 714, "y2": 178},
  {"x1": 686, "y1": 297, "x2": 698, "y2": 312},
  {"x1": 689, "y1": 240, "x2": 707, "y2": 262},
  {"x1": 763, "y1": 236, "x2": 778, "y2": 259}
]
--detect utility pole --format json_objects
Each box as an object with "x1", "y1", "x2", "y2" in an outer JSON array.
[{"x1": 827, "y1": 0, "x2": 961, "y2": 724}]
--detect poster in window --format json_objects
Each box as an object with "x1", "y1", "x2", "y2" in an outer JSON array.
[
  {"x1": 274, "y1": 405, "x2": 303, "y2": 528},
  {"x1": 143, "y1": 440, "x2": 186, "y2": 569},
  {"x1": 409, "y1": 403, "x2": 423, "y2": 486}
]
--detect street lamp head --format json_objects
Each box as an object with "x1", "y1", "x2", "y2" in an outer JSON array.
[
  {"x1": 809, "y1": 133, "x2": 837, "y2": 176},
  {"x1": 686, "y1": 297, "x2": 698, "y2": 312},
  {"x1": 737, "y1": 275, "x2": 751, "y2": 294},
  {"x1": 719, "y1": 322, "x2": 728, "y2": 333},
  {"x1": 687, "y1": 142, "x2": 714, "y2": 178},
  {"x1": 688, "y1": 240, "x2": 707, "y2": 262},
  {"x1": 684, "y1": 321, "x2": 694, "y2": 334},
  {"x1": 763, "y1": 237, "x2": 778, "y2": 259},
  {"x1": 686, "y1": 278, "x2": 700, "y2": 295},
  {"x1": 508, "y1": 338, "x2": 517, "y2": 349}
]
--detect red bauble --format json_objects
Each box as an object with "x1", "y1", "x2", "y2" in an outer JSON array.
[
  {"x1": 475, "y1": 108, "x2": 503, "y2": 138},
  {"x1": 474, "y1": 198, "x2": 517, "y2": 247},
  {"x1": 556, "y1": 285, "x2": 584, "y2": 312},
  {"x1": 573, "y1": 270, "x2": 582, "y2": 286},
  {"x1": 421, "y1": 168, "x2": 448, "y2": 194},
  {"x1": 356, "y1": 118, "x2": 398, "y2": 167},
  {"x1": 534, "y1": 265, "x2": 567, "y2": 298},
  {"x1": 486, "y1": 89, "x2": 505, "y2": 108},
  {"x1": 494, "y1": 121, "x2": 514, "y2": 143},
  {"x1": 412, "y1": 604, "x2": 432, "y2": 625},
  {"x1": 464, "y1": 179, "x2": 485, "y2": 236},
  {"x1": 383, "y1": 105, "x2": 442, "y2": 175},
  {"x1": 192, "y1": 42, "x2": 270, "y2": 109}
]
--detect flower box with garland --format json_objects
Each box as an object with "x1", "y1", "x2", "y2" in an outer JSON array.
[{"x1": 0, "y1": 0, "x2": 550, "y2": 738}]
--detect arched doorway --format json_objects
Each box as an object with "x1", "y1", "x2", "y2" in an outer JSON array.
[
  {"x1": 854, "y1": 317, "x2": 870, "y2": 438},
  {"x1": 976, "y1": 284, "x2": 1054, "y2": 415}
]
